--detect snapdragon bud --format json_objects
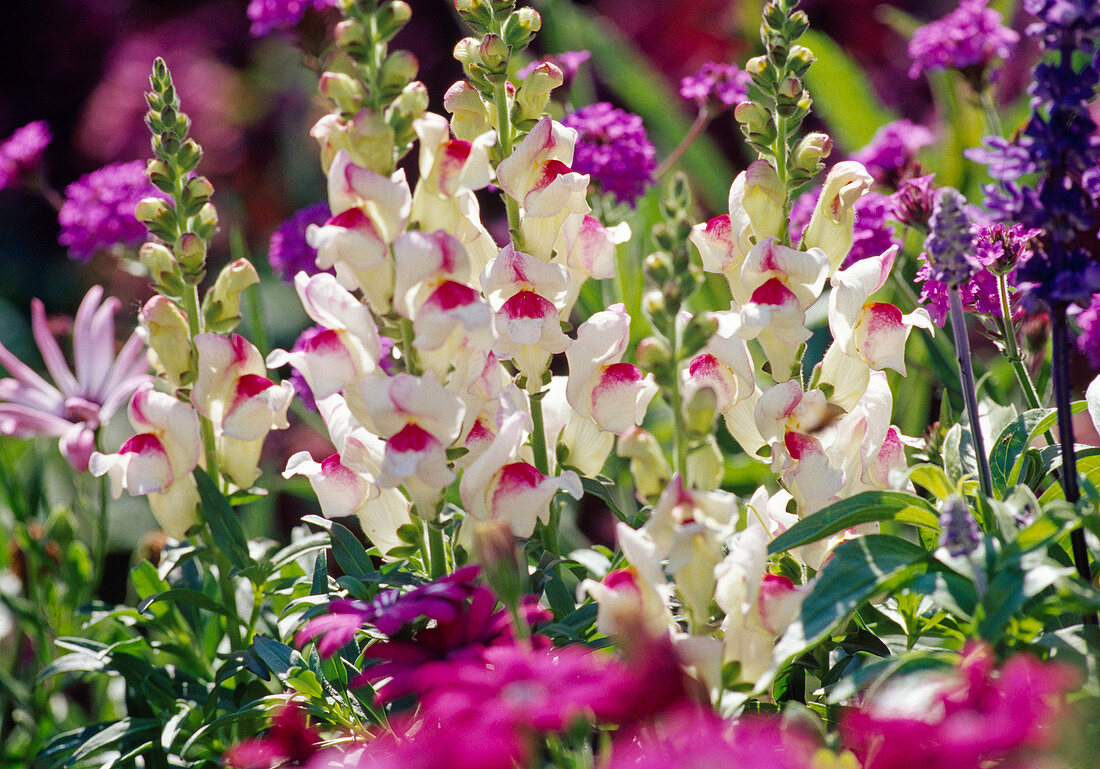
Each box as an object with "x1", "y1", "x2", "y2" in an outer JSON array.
[
  {"x1": 320, "y1": 71, "x2": 363, "y2": 114},
  {"x1": 683, "y1": 385, "x2": 719, "y2": 438},
  {"x1": 175, "y1": 232, "x2": 206, "y2": 275},
  {"x1": 379, "y1": 51, "x2": 419, "y2": 93},
  {"x1": 745, "y1": 55, "x2": 768, "y2": 76},
  {"x1": 635, "y1": 335, "x2": 671, "y2": 371},
  {"x1": 454, "y1": 37, "x2": 483, "y2": 69},
  {"x1": 444, "y1": 81, "x2": 493, "y2": 140},
  {"x1": 474, "y1": 519, "x2": 523, "y2": 610},
  {"x1": 743, "y1": 159, "x2": 785, "y2": 241},
  {"x1": 644, "y1": 250, "x2": 673, "y2": 285},
  {"x1": 334, "y1": 18, "x2": 365, "y2": 47},
  {"x1": 617, "y1": 426, "x2": 671, "y2": 502},
  {"x1": 390, "y1": 81, "x2": 429, "y2": 120},
  {"x1": 140, "y1": 242, "x2": 185, "y2": 296},
  {"x1": 140, "y1": 295, "x2": 194, "y2": 387},
  {"x1": 515, "y1": 62, "x2": 563, "y2": 123},
  {"x1": 454, "y1": 0, "x2": 493, "y2": 30},
  {"x1": 502, "y1": 7, "x2": 540, "y2": 49},
  {"x1": 787, "y1": 45, "x2": 815, "y2": 76},
  {"x1": 793, "y1": 132, "x2": 832, "y2": 174},
  {"x1": 642, "y1": 289, "x2": 665, "y2": 316},
  {"x1": 478, "y1": 34, "x2": 510, "y2": 74},
  {"x1": 135, "y1": 196, "x2": 171, "y2": 226},
  {"x1": 376, "y1": 1, "x2": 412, "y2": 41},
  {"x1": 202, "y1": 258, "x2": 258, "y2": 333},
  {"x1": 146, "y1": 159, "x2": 172, "y2": 191},
  {"x1": 193, "y1": 202, "x2": 218, "y2": 241}
]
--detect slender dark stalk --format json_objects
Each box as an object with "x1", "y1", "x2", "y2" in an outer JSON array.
[
  {"x1": 1051, "y1": 305, "x2": 1097, "y2": 625},
  {"x1": 948, "y1": 287, "x2": 994, "y2": 499}
]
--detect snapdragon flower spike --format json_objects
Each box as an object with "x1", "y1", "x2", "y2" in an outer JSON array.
[
  {"x1": 267, "y1": 272, "x2": 383, "y2": 401},
  {"x1": 481, "y1": 244, "x2": 572, "y2": 389},
  {"x1": 411, "y1": 113, "x2": 498, "y2": 276},
  {"x1": 715, "y1": 526, "x2": 810, "y2": 686},
  {"x1": 297, "y1": 565, "x2": 481, "y2": 658},
  {"x1": 735, "y1": 238, "x2": 830, "y2": 382},
  {"x1": 0, "y1": 285, "x2": 149, "y2": 472},
  {"x1": 495, "y1": 116, "x2": 591, "y2": 261},
  {"x1": 460, "y1": 412, "x2": 582, "y2": 538},
  {"x1": 90, "y1": 384, "x2": 202, "y2": 539},
  {"x1": 192, "y1": 333, "x2": 293, "y2": 488},
  {"x1": 351, "y1": 372, "x2": 465, "y2": 513},
  {"x1": 566, "y1": 304, "x2": 657, "y2": 434},
  {"x1": 799, "y1": 161, "x2": 875, "y2": 272},
  {"x1": 307, "y1": 150, "x2": 412, "y2": 313}
]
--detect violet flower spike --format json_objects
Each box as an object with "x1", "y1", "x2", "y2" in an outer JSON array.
[{"x1": 0, "y1": 286, "x2": 151, "y2": 471}]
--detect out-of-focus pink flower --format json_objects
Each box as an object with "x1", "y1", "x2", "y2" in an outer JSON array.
[
  {"x1": 842, "y1": 643, "x2": 1078, "y2": 769},
  {"x1": 907, "y1": 0, "x2": 1019, "y2": 80},
  {"x1": 851, "y1": 120, "x2": 935, "y2": 183},
  {"x1": 224, "y1": 703, "x2": 320, "y2": 768},
  {"x1": 247, "y1": 0, "x2": 336, "y2": 37},
  {"x1": 606, "y1": 705, "x2": 821, "y2": 769},
  {"x1": 679, "y1": 62, "x2": 752, "y2": 111},
  {"x1": 0, "y1": 120, "x2": 51, "y2": 191},
  {"x1": 0, "y1": 286, "x2": 149, "y2": 472},
  {"x1": 562, "y1": 103, "x2": 656, "y2": 206},
  {"x1": 1076, "y1": 292, "x2": 1100, "y2": 367}
]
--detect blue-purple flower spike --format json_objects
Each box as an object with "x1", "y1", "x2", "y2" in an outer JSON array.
[
  {"x1": 926, "y1": 187, "x2": 979, "y2": 288},
  {"x1": 939, "y1": 496, "x2": 981, "y2": 557}
]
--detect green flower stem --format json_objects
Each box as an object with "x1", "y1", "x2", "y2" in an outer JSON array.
[
  {"x1": 492, "y1": 79, "x2": 525, "y2": 249},
  {"x1": 670, "y1": 320, "x2": 688, "y2": 479},
  {"x1": 978, "y1": 86, "x2": 1003, "y2": 139},
  {"x1": 198, "y1": 529, "x2": 245, "y2": 648},
  {"x1": 180, "y1": 282, "x2": 223, "y2": 492},
  {"x1": 774, "y1": 112, "x2": 791, "y2": 245},
  {"x1": 529, "y1": 391, "x2": 550, "y2": 476},
  {"x1": 1051, "y1": 305, "x2": 1097, "y2": 626},
  {"x1": 397, "y1": 317, "x2": 422, "y2": 375},
  {"x1": 415, "y1": 515, "x2": 432, "y2": 577},
  {"x1": 427, "y1": 522, "x2": 448, "y2": 579},
  {"x1": 995, "y1": 274, "x2": 1044, "y2": 412},
  {"x1": 948, "y1": 287, "x2": 994, "y2": 499}
]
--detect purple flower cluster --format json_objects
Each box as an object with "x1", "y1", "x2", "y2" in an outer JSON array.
[
  {"x1": 0, "y1": 121, "x2": 51, "y2": 191},
  {"x1": 561, "y1": 103, "x2": 656, "y2": 206},
  {"x1": 851, "y1": 119, "x2": 934, "y2": 182},
  {"x1": 247, "y1": 0, "x2": 336, "y2": 37},
  {"x1": 269, "y1": 203, "x2": 330, "y2": 282},
  {"x1": 907, "y1": 0, "x2": 1019, "y2": 80},
  {"x1": 972, "y1": 0, "x2": 1100, "y2": 307},
  {"x1": 1076, "y1": 293, "x2": 1100, "y2": 367},
  {"x1": 679, "y1": 62, "x2": 752, "y2": 111},
  {"x1": 57, "y1": 161, "x2": 161, "y2": 263},
  {"x1": 924, "y1": 187, "x2": 979, "y2": 287},
  {"x1": 888, "y1": 173, "x2": 937, "y2": 229},
  {"x1": 790, "y1": 187, "x2": 901, "y2": 268},
  {"x1": 939, "y1": 496, "x2": 981, "y2": 556}
]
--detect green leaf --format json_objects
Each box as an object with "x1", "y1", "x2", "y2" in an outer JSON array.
[
  {"x1": 329, "y1": 521, "x2": 374, "y2": 577},
  {"x1": 252, "y1": 635, "x2": 299, "y2": 677},
  {"x1": 137, "y1": 588, "x2": 230, "y2": 617},
  {"x1": 768, "y1": 491, "x2": 938, "y2": 555},
  {"x1": 194, "y1": 467, "x2": 252, "y2": 570},
  {"x1": 777, "y1": 535, "x2": 930, "y2": 661},
  {"x1": 580, "y1": 475, "x2": 632, "y2": 524},
  {"x1": 905, "y1": 464, "x2": 956, "y2": 500},
  {"x1": 801, "y1": 30, "x2": 897, "y2": 152}
]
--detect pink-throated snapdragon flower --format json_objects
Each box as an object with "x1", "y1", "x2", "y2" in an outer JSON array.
[
  {"x1": 907, "y1": 0, "x2": 1019, "y2": 81},
  {"x1": 89, "y1": 384, "x2": 202, "y2": 539},
  {"x1": 841, "y1": 643, "x2": 1078, "y2": 769},
  {"x1": 58, "y1": 160, "x2": 162, "y2": 262},
  {"x1": 0, "y1": 285, "x2": 149, "y2": 472},
  {"x1": 0, "y1": 120, "x2": 51, "y2": 191},
  {"x1": 561, "y1": 102, "x2": 656, "y2": 206}
]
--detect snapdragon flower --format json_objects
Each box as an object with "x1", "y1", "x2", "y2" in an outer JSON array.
[{"x1": 0, "y1": 285, "x2": 149, "y2": 471}]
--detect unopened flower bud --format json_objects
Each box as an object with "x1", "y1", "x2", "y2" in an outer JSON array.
[
  {"x1": 194, "y1": 202, "x2": 218, "y2": 240},
  {"x1": 390, "y1": 81, "x2": 429, "y2": 120},
  {"x1": 140, "y1": 295, "x2": 193, "y2": 386},
  {"x1": 642, "y1": 289, "x2": 665, "y2": 316},
  {"x1": 320, "y1": 71, "x2": 362, "y2": 114},
  {"x1": 175, "y1": 232, "x2": 206, "y2": 275},
  {"x1": 146, "y1": 159, "x2": 171, "y2": 190},
  {"x1": 202, "y1": 258, "x2": 258, "y2": 333},
  {"x1": 444, "y1": 81, "x2": 493, "y2": 140},
  {"x1": 687, "y1": 435, "x2": 723, "y2": 491},
  {"x1": 376, "y1": 1, "x2": 411, "y2": 40},
  {"x1": 473, "y1": 519, "x2": 523, "y2": 609},
  {"x1": 618, "y1": 426, "x2": 672, "y2": 502},
  {"x1": 185, "y1": 175, "x2": 214, "y2": 203},
  {"x1": 745, "y1": 55, "x2": 768, "y2": 76},
  {"x1": 334, "y1": 18, "x2": 365, "y2": 47},
  {"x1": 515, "y1": 62, "x2": 563, "y2": 122},
  {"x1": 635, "y1": 335, "x2": 671, "y2": 371},
  {"x1": 683, "y1": 385, "x2": 719, "y2": 438},
  {"x1": 502, "y1": 7, "x2": 540, "y2": 48},
  {"x1": 793, "y1": 132, "x2": 832, "y2": 172},
  {"x1": 777, "y1": 77, "x2": 801, "y2": 100},
  {"x1": 788, "y1": 45, "x2": 815, "y2": 73},
  {"x1": 380, "y1": 51, "x2": 419, "y2": 91},
  {"x1": 140, "y1": 242, "x2": 182, "y2": 292},
  {"x1": 135, "y1": 197, "x2": 171, "y2": 226},
  {"x1": 680, "y1": 313, "x2": 719, "y2": 354},
  {"x1": 742, "y1": 159, "x2": 784, "y2": 241},
  {"x1": 479, "y1": 34, "x2": 510, "y2": 74},
  {"x1": 644, "y1": 251, "x2": 673, "y2": 284}
]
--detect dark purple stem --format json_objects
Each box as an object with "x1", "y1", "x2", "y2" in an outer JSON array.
[
  {"x1": 948, "y1": 287, "x2": 994, "y2": 500},
  {"x1": 1051, "y1": 305, "x2": 1097, "y2": 625}
]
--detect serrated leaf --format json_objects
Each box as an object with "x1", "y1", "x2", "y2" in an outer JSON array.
[
  {"x1": 194, "y1": 467, "x2": 252, "y2": 570},
  {"x1": 768, "y1": 491, "x2": 938, "y2": 555}
]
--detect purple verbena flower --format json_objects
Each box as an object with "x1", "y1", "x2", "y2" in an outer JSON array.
[
  {"x1": 888, "y1": 173, "x2": 937, "y2": 229},
  {"x1": 851, "y1": 119, "x2": 934, "y2": 182},
  {"x1": 1075, "y1": 292, "x2": 1100, "y2": 367},
  {"x1": 269, "y1": 203, "x2": 331, "y2": 282},
  {"x1": 907, "y1": 0, "x2": 1019, "y2": 80},
  {"x1": 247, "y1": 0, "x2": 336, "y2": 37},
  {"x1": 915, "y1": 259, "x2": 1004, "y2": 326},
  {"x1": 0, "y1": 286, "x2": 150, "y2": 472},
  {"x1": 57, "y1": 161, "x2": 161, "y2": 262},
  {"x1": 0, "y1": 121, "x2": 51, "y2": 191},
  {"x1": 973, "y1": 222, "x2": 1039, "y2": 274},
  {"x1": 561, "y1": 103, "x2": 656, "y2": 206},
  {"x1": 679, "y1": 62, "x2": 752, "y2": 111}
]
